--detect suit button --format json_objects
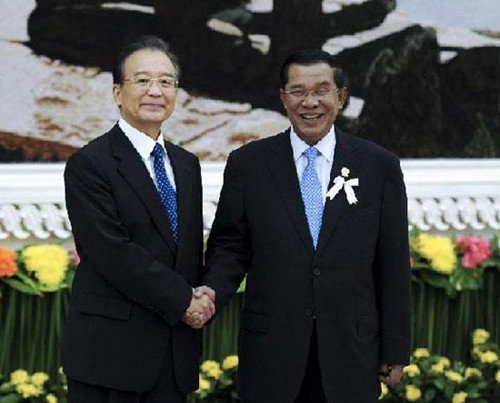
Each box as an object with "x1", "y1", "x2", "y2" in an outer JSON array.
[{"x1": 313, "y1": 268, "x2": 321, "y2": 276}]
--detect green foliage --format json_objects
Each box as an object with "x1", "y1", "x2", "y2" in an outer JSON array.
[{"x1": 381, "y1": 329, "x2": 499, "y2": 402}]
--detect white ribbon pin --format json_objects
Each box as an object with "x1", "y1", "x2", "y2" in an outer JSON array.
[{"x1": 326, "y1": 167, "x2": 359, "y2": 205}]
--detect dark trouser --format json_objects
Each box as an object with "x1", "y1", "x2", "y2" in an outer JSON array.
[
  {"x1": 67, "y1": 349, "x2": 186, "y2": 403},
  {"x1": 295, "y1": 323, "x2": 328, "y2": 403}
]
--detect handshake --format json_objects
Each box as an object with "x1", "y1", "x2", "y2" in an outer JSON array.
[{"x1": 182, "y1": 286, "x2": 216, "y2": 329}]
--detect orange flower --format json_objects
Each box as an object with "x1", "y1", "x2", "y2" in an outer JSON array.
[{"x1": 0, "y1": 247, "x2": 18, "y2": 277}]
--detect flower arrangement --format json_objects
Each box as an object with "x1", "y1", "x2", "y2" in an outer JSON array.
[
  {"x1": 0, "y1": 245, "x2": 77, "y2": 295},
  {"x1": 0, "y1": 368, "x2": 66, "y2": 402},
  {"x1": 194, "y1": 355, "x2": 239, "y2": 402},
  {"x1": 380, "y1": 328, "x2": 500, "y2": 402},
  {"x1": 410, "y1": 233, "x2": 499, "y2": 297},
  {"x1": 456, "y1": 236, "x2": 493, "y2": 269}
]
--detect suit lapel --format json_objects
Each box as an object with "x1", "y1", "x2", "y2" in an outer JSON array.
[
  {"x1": 165, "y1": 141, "x2": 192, "y2": 252},
  {"x1": 266, "y1": 131, "x2": 315, "y2": 255},
  {"x1": 110, "y1": 126, "x2": 176, "y2": 253},
  {"x1": 316, "y1": 130, "x2": 360, "y2": 257}
]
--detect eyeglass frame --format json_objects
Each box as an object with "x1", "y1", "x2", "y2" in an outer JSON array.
[
  {"x1": 122, "y1": 74, "x2": 179, "y2": 90},
  {"x1": 283, "y1": 86, "x2": 343, "y2": 101}
]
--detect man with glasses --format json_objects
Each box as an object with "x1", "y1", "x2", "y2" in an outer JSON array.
[
  {"x1": 63, "y1": 35, "x2": 214, "y2": 402},
  {"x1": 203, "y1": 49, "x2": 411, "y2": 402}
]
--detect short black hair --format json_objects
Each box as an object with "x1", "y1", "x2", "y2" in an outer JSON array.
[
  {"x1": 112, "y1": 35, "x2": 181, "y2": 85},
  {"x1": 279, "y1": 49, "x2": 346, "y2": 89}
]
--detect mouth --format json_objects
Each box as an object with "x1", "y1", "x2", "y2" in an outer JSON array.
[
  {"x1": 141, "y1": 103, "x2": 165, "y2": 109},
  {"x1": 300, "y1": 113, "x2": 323, "y2": 121}
]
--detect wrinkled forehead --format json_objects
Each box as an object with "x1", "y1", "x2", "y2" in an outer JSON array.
[
  {"x1": 286, "y1": 62, "x2": 336, "y2": 87},
  {"x1": 123, "y1": 49, "x2": 176, "y2": 77}
]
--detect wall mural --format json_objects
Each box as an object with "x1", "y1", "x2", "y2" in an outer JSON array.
[{"x1": 1, "y1": 0, "x2": 499, "y2": 162}]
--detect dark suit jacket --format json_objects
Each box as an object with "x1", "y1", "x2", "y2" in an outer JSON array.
[
  {"x1": 63, "y1": 124, "x2": 203, "y2": 393},
  {"x1": 204, "y1": 129, "x2": 411, "y2": 403}
]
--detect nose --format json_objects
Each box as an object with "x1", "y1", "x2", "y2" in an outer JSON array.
[
  {"x1": 302, "y1": 93, "x2": 319, "y2": 107},
  {"x1": 147, "y1": 80, "x2": 162, "y2": 96}
]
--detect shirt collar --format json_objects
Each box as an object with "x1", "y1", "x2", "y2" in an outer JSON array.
[
  {"x1": 290, "y1": 125, "x2": 336, "y2": 162},
  {"x1": 118, "y1": 118, "x2": 166, "y2": 160}
]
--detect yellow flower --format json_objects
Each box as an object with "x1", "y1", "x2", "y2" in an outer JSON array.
[
  {"x1": 31, "y1": 372, "x2": 49, "y2": 386},
  {"x1": 415, "y1": 234, "x2": 456, "y2": 274},
  {"x1": 464, "y1": 367, "x2": 482, "y2": 378},
  {"x1": 198, "y1": 376, "x2": 210, "y2": 391},
  {"x1": 445, "y1": 370, "x2": 463, "y2": 383},
  {"x1": 472, "y1": 346, "x2": 481, "y2": 357},
  {"x1": 222, "y1": 355, "x2": 239, "y2": 370},
  {"x1": 201, "y1": 360, "x2": 220, "y2": 373},
  {"x1": 404, "y1": 364, "x2": 421, "y2": 377},
  {"x1": 480, "y1": 350, "x2": 499, "y2": 364},
  {"x1": 437, "y1": 356, "x2": 451, "y2": 368},
  {"x1": 46, "y1": 394, "x2": 58, "y2": 403},
  {"x1": 472, "y1": 329, "x2": 490, "y2": 345},
  {"x1": 379, "y1": 382, "x2": 388, "y2": 399},
  {"x1": 413, "y1": 348, "x2": 430, "y2": 359},
  {"x1": 22, "y1": 245, "x2": 69, "y2": 287},
  {"x1": 405, "y1": 385, "x2": 422, "y2": 401},
  {"x1": 207, "y1": 366, "x2": 223, "y2": 380},
  {"x1": 16, "y1": 383, "x2": 42, "y2": 398},
  {"x1": 452, "y1": 391, "x2": 467, "y2": 403},
  {"x1": 431, "y1": 362, "x2": 445, "y2": 374},
  {"x1": 10, "y1": 369, "x2": 29, "y2": 385},
  {"x1": 495, "y1": 370, "x2": 500, "y2": 383}
]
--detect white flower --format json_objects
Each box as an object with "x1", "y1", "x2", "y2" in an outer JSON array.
[{"x1": 326, "y1": 167, "x2": 359, "y2": 205}]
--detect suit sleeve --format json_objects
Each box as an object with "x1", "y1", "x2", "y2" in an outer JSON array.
[
  {"x1": 376, "y1": 156, "x2": 411, "y2": 365},
  {"x1": 203, "y1": 152, "x2": 251, "y2": 310},
  {"x1": 64, "y1": 151, "x2": 193, "y2": 326}
]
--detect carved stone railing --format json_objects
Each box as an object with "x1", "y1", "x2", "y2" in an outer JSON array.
[
  {"x1": 403, "y1": 160, "x2": 500, "y2": 236},
  {"x1": 0, "y1": 160, "x2": 499, "y2": 246}
]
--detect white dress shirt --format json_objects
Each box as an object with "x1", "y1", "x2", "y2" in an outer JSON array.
[
  {"x1": 290, "y1": 126, "x2": 336, "y2": 203},
  {"x1": 118, "y1": 118, "x2": 176, "y2": 191}
]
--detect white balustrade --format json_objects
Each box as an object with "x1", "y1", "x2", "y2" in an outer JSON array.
[{"x1": 0, "y1": 160, "x2": 499, "y2": 244}]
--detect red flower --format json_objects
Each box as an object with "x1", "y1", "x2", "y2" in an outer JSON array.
[
  {"x1": 0, "y1": 247, "x2": 18, "y2": 277},
  {"x1": 455, "y1": 236, "x2": 492, "y2": 269}
]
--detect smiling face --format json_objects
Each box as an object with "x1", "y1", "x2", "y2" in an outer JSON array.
[
  {"x1": 280, "y1": 62, "x2": 346, "y2": 145},
  {"x1": 112, "y1": 49, "x2": 177, "y2": 139}
]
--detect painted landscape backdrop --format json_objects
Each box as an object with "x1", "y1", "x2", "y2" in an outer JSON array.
[{"x1": 0, "y1": 0, "x2": 499, "y2": 162}]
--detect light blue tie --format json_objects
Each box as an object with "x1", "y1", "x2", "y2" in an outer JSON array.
[
  {"x1": 300, "y1": 147, "x2": 324, "y2": 248},
  {"x1": 152, "y1": 143, "x2": 178, "y2": 242}
]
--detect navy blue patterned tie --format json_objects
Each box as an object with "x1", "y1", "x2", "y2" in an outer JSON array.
[
  {"x1": 300, "y1": 147, "x2": 324, "y2": 248},
  {"x1": 152, "y1": 143, "x2": 178, "y2": 242}
]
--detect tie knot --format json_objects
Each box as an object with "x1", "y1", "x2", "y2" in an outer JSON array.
[
  {"x1": 152, "y1": 143, "x2": 163, "y2": 159},
  {"x1": 303, "y1": 146, "x2": 319, "y2": 162}
]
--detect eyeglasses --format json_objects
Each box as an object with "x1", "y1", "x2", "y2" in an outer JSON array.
[
  {"x1": 284, "y1": 87, "x2": 341, "y2": 101},
  {"x1": 123, "y1": 75, "x2": 178, "y2": 90}
]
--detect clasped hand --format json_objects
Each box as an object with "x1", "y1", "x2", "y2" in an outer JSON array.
[{"x1": 182, "y1": 286, "x2": 216, "y2": 329}]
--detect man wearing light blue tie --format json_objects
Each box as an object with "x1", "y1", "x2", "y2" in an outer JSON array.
[{"x1": 203, "y1": 49, "x2": 411, "y2": 402}]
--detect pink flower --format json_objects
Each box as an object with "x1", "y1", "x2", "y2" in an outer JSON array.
[
  {"x1": 455, "y1": 236, "x2": 492, "y2": 269},
  {"x1": 69, "y1": 248, "x2": 81, "y2": 266}
]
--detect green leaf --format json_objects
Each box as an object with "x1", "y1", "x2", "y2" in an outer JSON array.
[
  {"x1": 423, "y1": 388, "x2": 436, "y2": 402},
  {"x1": 433, "y1": 378, "x2": 445, "y2": 389},
  {"x1": 0, "y1": 394, "x2": 21, "y2": 403},
  {"x1": 1, "y1": 279, "x2": 42, "y2": 296},
  {"x1": 236, "y1": 276, "x2": 246, "y2": 294},
  {"x1": 419, "y1": 271, "x2": 456, "y2": 297}
]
